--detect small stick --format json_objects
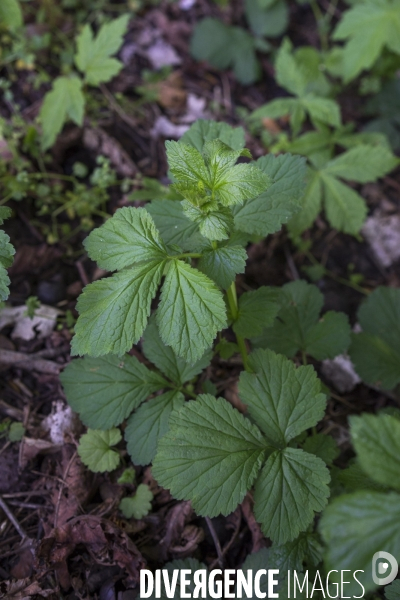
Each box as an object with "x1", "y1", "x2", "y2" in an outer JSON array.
[
  {"x1": 205, "y1": 516, "x2": 224, "y2": 569},
  {"x1": 0, "y1": 496, "x2": 28, "y2": 539},
  {"x1": 0, "y1": 348, "x2": 60, "y2": 375}
]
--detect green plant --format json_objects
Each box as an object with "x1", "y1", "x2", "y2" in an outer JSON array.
[
  {"x1": 331, "y1": 0, "x2": 400, "y2": 84},
  {"x1": 251, "y1": 39, "x2": 340, "y2": 135},
  {"x1": 119, "y1": 484, "x2": 153, "y2": 519},
  {"x1": 190, "y1": 0, "x2": 291, "y2": 87},
  {"x1": 40, "y1": 14, "x2": 129, "y2": 149},
  {"x1": 287, "y1": 142, "x2": 399, "y2": 236},
  {"x1": 320, "y1": 411, "x2": 400, "y2": 594},
  {"x1": 349, "y1": 287, "x2": 400, "y2": 390},
  {"x1": 0, "y1": 207, "x2": 15, "y2": 301},
  {"x1": 252, "y1": 280, "x2": 351, "y2": 363},
  {"x1": 61, "y1": 119, "x2": 400, "y2": 593}
]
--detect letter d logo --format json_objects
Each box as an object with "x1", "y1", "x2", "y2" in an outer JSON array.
[{"x1": 372, "y1": 551, "x2": 398, "y2": 586}]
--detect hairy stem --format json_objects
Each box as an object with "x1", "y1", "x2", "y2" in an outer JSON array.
[{"x1": 226, "y1": 282, "x2": 250, "y2": 371}]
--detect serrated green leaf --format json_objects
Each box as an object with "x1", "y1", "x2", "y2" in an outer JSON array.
[
  {"x1": 75, "y1": 15, "x2": 129, "y2": 85},
  {"x1": 331, "y1": 461, "x2": 386, "y2": 495},
  {"x1": 250, "y1": 98, "x2": 299, "y2": 123},
  {"x1": 233, "y1": 287, "x2": 280, "y2": 338},
  {"x1": 324, "y1": 172, "x2": 369, "y2": 234},
  {"x1": 117, "y1": 467, "x2": 136, "y2": 484},
  {"x1": 40, "y1": 76, "x2": 85, "y2": 150},
  {"x1": 349, "y1": 287, "x2": 400, "y2": 389},
  {"x1": 216, "y1": 163, "x2": 270, "y2": 207},
  {"x1": 60, "y1": 354, "x2": 167, "y2": 429},
  {"x1": 0, "y1": 229, "x2": 15, "y2": 301},
  {"x1": 287, "y1": 169, "x2": 322, "y2": 236},
  {"x1": 181, "y1": 202, "x2": 233, "y2": 241},
  {"x1": 350, "y1": 413, "x2": 400, "y2": 490},
  {"x1": 198, "y1": 246, "x2": 247, "y2": 289},
  {"x1": 0, "y1": 207, "x2": 12, "y2": 226},
  {"x1": 125, "y1": 390, "x2": 185, "y2": 465},
  {"x1": 319, "y1": 491, "x2": 400, "y2": 594},
  {"x1": 78, "y1": 428, "x2": 121, "y2": 472},
  {"x1": 157, "y1": 260, "x2": 226, "y2": 363},
  {"x1": 153, "y1": 394, "x2": 267, "y2": 517},
  {"x1": 233, "y1": 154, "x2": 306, "y2": 236},
  {"x1": 0, "y1": 230, "x2": 15, "y2": 270},
  {"x1": 168, "y1": 139, "x2": 269, "y2": 210},
  {"x1": 302, "y1": 433, "x2": 339, "y2": 465},
  {"x1": 323, "y1": 144, "x2": 399, "y2": 182},
  {"x1": 166, "y1": 141, "x2": 210, "y2": 189},
  {"x1": 245, "y1": 0, "x2": 288, "y2": 38},
  {"x1": 190, "y1": 18, "x2": 260, "y2": 85},
  {"x1": 274, "y1": 38, "x2": 309, "y2": 97},
  {"x1": 304, "y1": 311, "x2": 352, "y2": 360},
  {"x1": 350, "y1": 333, "x2": 400, "y2": 390},
  {"x1": 84, "y1": 207, "x2": 167, "y2": 270},
  {"x1": 270, "y1": 532, "x2": 323, "y2": 572},
  {"x1": 0, "y1": 0, "x2": 22, "y2": 31},
  {"x1": 301, "y1": 96, "x2": 341, "y2": 128},
  {"x1": 386, "y1": 580, "x2": 400, "y2": 600},
  {"x1": 239, "y1": 349, "x2": 326, "y2": 447},
  {"x1": 254, "y1": 448, "x2": 330, "y2": 544},
  {"x1": 142, "y1": 316, "x2": 212, "y2": 385},
  {"x1": 180, "y1": 119, "x2": 245, "y2": 152},
  {"x1": 146, "y1": 200, "x2": 205, "y2": 251},
  {"x1": 71, "y1": 260, "x2": 165, "y2": 357},
  {"x1": 119, "y1": 484, "x2": 153, "y2": 519},
  {"x1": 203, "y1": 139, "x2": 251, "y2": 177},
  {"x1": 273, "y1": 38, "x2": 331, "y2": 98},
  {"x1": 253, "y1": 280, "x2": 351, "y2": 360},
  {"x1": 332, "y1": 0, "x2": 400, "y2": 82}
]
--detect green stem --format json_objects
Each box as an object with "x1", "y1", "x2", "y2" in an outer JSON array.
[
  {"x1": 301, "y1": 350, "x2": 307, "y2": 366},
  {"x1": 309, "y1": 0, "x2": 329, "y2": 52},
  {"x1": 226, "y1": 282, "x2": 250, "y2": 371},
  {"x1": 173, "y1": 253, "x2": 203, "y2": 260}
]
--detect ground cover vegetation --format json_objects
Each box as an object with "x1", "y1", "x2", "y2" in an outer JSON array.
[{"x1": 0, "y1": 0, "x2": 400, "y2": 597}]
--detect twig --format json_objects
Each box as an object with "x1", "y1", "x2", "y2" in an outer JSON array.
[
  {"x1": 2, "y1": 490, "x2": 51, "y2": 499},
  {"x1": 0, "y1": 496, "x2": 28, "y2": 539},
  {"x1": 100, "y1": 84, "x2": 139, "y2": 131},
  {"x1": 205, "y1": 516, "x2": 224, "y2": 569},
  {"x1": 209, "y1": 510, "x2": 241, "y2": 570},
  {"x1": 284, "y1": 243, "x2": 300, "y2": 280},
  {"x1": 0, "y1": 348, "x2": 61, "y2": 374},
  {"x1": 54, "y1": 450, "x2": 78, "y2": 528}
]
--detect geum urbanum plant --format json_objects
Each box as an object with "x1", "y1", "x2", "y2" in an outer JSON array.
[{"x1": 61, "y1": 120, "x2": 352, "y2": 546}]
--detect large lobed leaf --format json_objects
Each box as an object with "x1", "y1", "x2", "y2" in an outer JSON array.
[
  {"x1": 60, "y1": 353, "x2": 167, "y2": 429},
  {"x1": 254, "y1": 448, "x2": 330, "y2": 544},
  {"x1": 350, "y1": 413, "x2": 400, "y2": 490},
  {"x1": 349, "y1": 287, "x2": 400, "y2": 389},
  {"x1": 142, "y1": 316, "x2": 213, "y2": 385},
  {"x1": 332, "y1": 0, "x2": 400, "y2": 82},
  {"x1": 252, "y1": 280, "x2": 351, "y2": 360},
  {"x1": 71, "y1": 260, "x2": 165, "y2": 357},
  {"x1": 75, "y1": 14, "x2": 129, "y2": 85},
  {"x1": 320, "y1": 491, "x2": 400, "y2": 594},
  {"x1": 84, "y1": 207, "x2": 167, "y2": 270},
  {"x1": 40, "y1": 76, "x2": 85, "y2": 150},
  {"x1": 153, "y1": 394, "x2": 268, "y2": 516},
  {"x1": 233, "y1": 153, "x2": 306, "y2": 237},
  {"x1": 239, "y1": 348, "x2": 326, "y2": 447},
  {"x1": 157, "y1": 260, "x2": 227, "y2": 364},
  {"x1": 0, "y1": 228, "x2": 15, "y2": 301}
]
